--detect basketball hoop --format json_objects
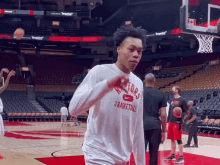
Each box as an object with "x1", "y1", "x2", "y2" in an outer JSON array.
[{"x1": 194, "y1": 34, "x2": 215, "y2": 53}]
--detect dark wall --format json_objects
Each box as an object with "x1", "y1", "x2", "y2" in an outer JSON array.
[{"x1": 91, "y1": 0, "x2": 127, "y2": 21}]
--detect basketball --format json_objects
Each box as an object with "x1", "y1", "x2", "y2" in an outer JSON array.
[
  {"x1": 173, "y1": 107, "x2": 182, "y2": 118},
  {"x1": 13, "y1": 28, "x2": 25, "y2": 40}
]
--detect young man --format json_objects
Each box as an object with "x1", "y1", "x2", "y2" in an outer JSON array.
[
  {"x1": 143, "y1": 73, "x2": 167, "y2": 165},
  {"x1": 69, "y1": 25, "x2": 147, "y2": 165},
  {"x1": 60, "y1": 106, "x2": 68, "y2": 126},
  {"x1": 183, "y1": 100, "x2": 198, "y2": 148},
  {"x1": 165, "y1": 86, "x2": 187, "y2": 163},
  {"x1": 0, "y1": 68, "x2": 15, "y2": 159}
]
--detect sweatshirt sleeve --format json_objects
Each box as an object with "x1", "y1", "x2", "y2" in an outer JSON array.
[
  {"x1": 66, "y1": 108, "x2": 69, "y2": 116},
  {"x1": 132, "y1": 87, "x2": 145, "y2": 165},
  {"x1": 69, "y1": 65, "x2": 113, "y2": 116},
  {"x1": 0, "y1": 99, "x2": 3, "y2": 113}
]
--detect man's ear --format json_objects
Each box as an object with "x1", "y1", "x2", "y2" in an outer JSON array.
[{"x1": 117, "y1": 46, "x2": 121, "y2": 55}]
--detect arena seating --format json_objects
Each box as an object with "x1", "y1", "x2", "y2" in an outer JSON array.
[
  {"x1": 1, "y1": 87, "x2": 88, "y2": 121},
  {"x1": 102, "y1": 1, "x2": 181, "y2": 35},
  {"x1": 154, "y1": 53, "x2": 220, "y2": 90},
  {"x1": 155, "y1": 72, "x2": 180, "y2": 79},
  {"x1": 1, "y1": 91, "x2": 39, "y2": 121},
  {"x1": 5, "y1": 84, "x2": 77, "y2": 92},
  {"x1": 155, "y1": 65, "x2": 199, "y2": 89},
  {"x1": 0, "y1": 1, "x2": 181, "y2": 37},
  {"x1": 162, "y1": 64, "x2": 220, "y2": 92},
  {"x1": 169, "y1": 54, "x2": 219, "y2": 67},
  {"x1": 129, "y1": 0, "x2": 149, "y2": 3},
  {"x1": 133, "y1": 61, "x2": 154, "y2": 75},
  {"x1": 37, "y1": 92, "x2": 66, "y2": 113},
  {"x1": 197, "y1": 119, "x2": 220, "y2": 135},
  {"x1": 0, "y1": 53, "x2": 93, "y2": 86},
  {"x1": 35, "y1": 85, "x2": 77, "y2": 92},
  {"x1": 1, "y1": 91, "x2": 66, "y2": 121},
  {"x1": 27, "y1": 55, "x2": 93, "y2": 85},
  {"x1": 0, "y1": 20, "x2": 107, "y2": 37},
  {"x1": 0, "y1": 0, "x2": 58, "y2": 11}
]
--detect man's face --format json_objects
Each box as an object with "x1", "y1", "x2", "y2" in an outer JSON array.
[
  {"x1": 117, "y1": 37, "x2": 143, "y2": 72},
  {"x1": 172, "y1": 87, "x2": 178, "y2": 95},
  {"x1": 187, "y1": 101, "x2": 193, "y2": 109}
]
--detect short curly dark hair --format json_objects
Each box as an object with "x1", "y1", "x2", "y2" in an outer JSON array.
[{"x1": 113, "y1": 25, "x2": 147, "y2": 50}]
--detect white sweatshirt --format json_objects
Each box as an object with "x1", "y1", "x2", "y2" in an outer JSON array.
[
  {"x1": 69, "y1": 64, "x2": 145, "y2": 164},
  {"x1": 60, "y1": 107, "x2": 68, "y2": 116},
  {"x1": 0, "y1": 98, "x2": 4, "y2": 135},
  {"x1": 0, "y1": 98, "x2": 3, "y2": 113}
]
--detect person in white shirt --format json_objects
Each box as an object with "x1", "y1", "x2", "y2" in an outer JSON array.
[
  {"x1": 69, "y1": 25, "x2": 147, "y2": 165},
  {"x1": 0, "y1": 68, "x2": 15, "y2": 159},
  {"x1": 60, "y1": 106, "x2": 69, "y2": 126}
]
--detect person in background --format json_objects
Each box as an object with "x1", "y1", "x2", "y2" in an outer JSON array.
[
  {"x1": 60, "y1": 106, "x2": 69, "y2": 126},
  {"x1": 183, "y1": 100, "x2": 198, "y2": 148},
  {"x1": 164, "y1": 86, "x2": 187, "y2": 163},
  {"x1": 143, "y1": 73, "x2": 167, "y2": 165},
  {"x1": 0, "y1": 68, "x2": 15, "y2": 159}
]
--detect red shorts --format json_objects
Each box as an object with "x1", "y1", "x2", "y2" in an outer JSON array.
[{"x1": 167, "y1": 122, "x2": 182, "y2": 141}]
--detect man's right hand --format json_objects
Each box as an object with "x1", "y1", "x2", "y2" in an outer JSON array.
[
  {"x1": 161, "y1": 132, "x2": 165, "y2": 144},
  {"x1": 1, "y1": 68, "x2": 9, "y2": 74},
  {"x1": 8, "y1": 70, "x2": 16, "y2": 78},
  {"x1": 107, "y1": 75, "x2": 129, "y2": 93}
]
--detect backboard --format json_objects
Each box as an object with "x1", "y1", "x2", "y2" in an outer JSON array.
[{"x1": 181, "y1": 0, "x2": 220, "y2": 36}]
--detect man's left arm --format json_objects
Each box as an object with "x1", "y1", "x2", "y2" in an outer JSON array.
[
  {"x1": 182, "y1": 99, "x2": 188, "y2": 118},
  {"x1": 186, "y1": 109, "x2": 197, "y2": 124},
  {"x1": 133, "y1": 90, "x2": 145, "y2": 165}
]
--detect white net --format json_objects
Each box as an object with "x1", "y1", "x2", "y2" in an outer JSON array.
[{"x1": 194, "y1": 34, "x2": 215, "y2": 53}]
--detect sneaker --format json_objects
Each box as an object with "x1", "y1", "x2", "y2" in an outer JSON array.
[
  {"x1": 191, "y1": 144, "x2": 198, "y2": 147},
  {"x1": 183, "y1": 144, "x2": 190, "y2": 148},
  {"x1": 175, "y1": 156, "x2": 184, "y2": 164},
  {"x1": 164, "y1": 154, "x2": 176, "y2": 161}
]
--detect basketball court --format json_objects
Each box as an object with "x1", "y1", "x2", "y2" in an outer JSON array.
[{"x1": 0, "y1": 121, "x2": 220, "y2": 165}]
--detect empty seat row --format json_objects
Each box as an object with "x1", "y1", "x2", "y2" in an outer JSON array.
[
  {"x1": 7, "y1": 112, "x2": 62, "y2": 121},
  {"x1": 197, "y1": 119, "x2": 220, "y2": 135}
]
